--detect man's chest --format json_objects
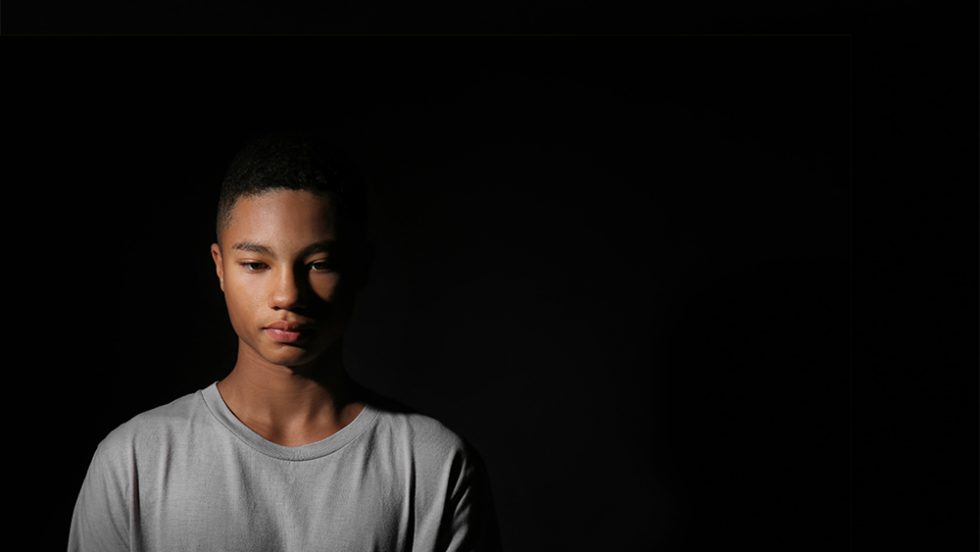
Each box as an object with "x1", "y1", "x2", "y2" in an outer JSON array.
[{"x1": 135, "y1": 450, "x2": 414, "y2": 551}]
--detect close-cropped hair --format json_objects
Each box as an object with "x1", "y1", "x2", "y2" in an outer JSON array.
[{"x1": 215, "y1": 129, "x2": 368, "y2": 248}]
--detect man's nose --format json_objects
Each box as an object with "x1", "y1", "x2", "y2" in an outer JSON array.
[{"x1": 270, "y1": 266, "x2": 306, "y2": 310}]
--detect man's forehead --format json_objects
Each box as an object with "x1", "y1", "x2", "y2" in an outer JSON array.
[
  {"x1": 232, "y1": 189, "x2": 335, "y2": 214},
  {"x1": 228, "y1": 238, "x2": 336, "y2": 258},
  {"x1": 219, "y1": 228, "x2": 338, "y2": 254},
  {"x1": 228, "y1": 191, "x2": 336, "y2": 229},
  {"x1": 222, "y1": 190, "x2": 336, "y2": 250}
]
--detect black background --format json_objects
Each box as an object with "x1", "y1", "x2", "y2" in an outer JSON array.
[
  {"x1": 0, "y1": 1, "x2": 915, "y2": 36},
  {"x1": 5, "y1": 8, "x2": 977, "y2": 551}
]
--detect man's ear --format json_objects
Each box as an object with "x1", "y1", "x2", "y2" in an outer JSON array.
[{"x1": 210, "y1": 242, "x2": 225, "y2": 292}]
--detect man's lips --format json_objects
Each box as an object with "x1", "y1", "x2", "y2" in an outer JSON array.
[
  {"x1": 265, "y1": 320, "x2": 313, "y2": 331},
  {"x1": 263, "y1": 321, "x2": 315, "y2": 344}
]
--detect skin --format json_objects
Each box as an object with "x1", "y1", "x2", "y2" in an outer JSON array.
[{"x1": 210, "y1": 189, "x2": 366, "y2": 447}]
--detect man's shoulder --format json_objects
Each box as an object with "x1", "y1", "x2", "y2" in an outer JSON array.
[
  {"x1": 372, "y1": 406, "x2": 491, "y2": 501},
  {"x1": 96, "y1": 387, "x2": 207, "y2": 457},
  {"x1": 356, "y1": 387, "x2": 466, "y2": 451},
  {"x1": 371, "y1": 405, "x2": 476, "y2": 464}
]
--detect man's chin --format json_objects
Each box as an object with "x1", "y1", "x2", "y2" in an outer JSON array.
[
  {"x1": 261, "y1": 346, "x2": 319, "y2": 366},
  {"x1": 240, "y1": 331, "x2": 340, "y2": 367}
]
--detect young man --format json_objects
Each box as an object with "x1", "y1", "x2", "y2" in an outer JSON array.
[{"x1": 68, "y1": 131, "x2": 501, "y2": 552}]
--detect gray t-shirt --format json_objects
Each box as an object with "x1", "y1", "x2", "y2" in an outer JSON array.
[{"x1": 68, "y1": 382, "x2": 498, "y2": 552}]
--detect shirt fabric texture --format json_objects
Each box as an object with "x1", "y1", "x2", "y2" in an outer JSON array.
[{"x1": 68, "y1": 382, "x2": 497, "y2": 552}]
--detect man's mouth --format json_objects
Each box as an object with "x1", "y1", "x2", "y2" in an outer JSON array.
[
  {"x1": 263, "y1": 320, "x2": 315, "y2": 344},
  {"x1": 263, "y1": 327, "x2": 311, "y2": 344}
]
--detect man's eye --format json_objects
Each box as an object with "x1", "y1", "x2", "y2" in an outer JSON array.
[
  {"x1": 240, "y1": 262, "x2": 268, "y2": 272},
  {"x1": 310, "y1": 260, "x2": 333, "y2": 272}
]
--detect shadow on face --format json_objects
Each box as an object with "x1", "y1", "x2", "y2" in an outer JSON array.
[{"x1": 211, "y1": 189, "x2": 373, "y2": 370}]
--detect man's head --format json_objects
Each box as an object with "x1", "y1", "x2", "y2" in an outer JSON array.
[
  {"x1": 210, "y1": 131, "x2": 371, "y2": 369},
  {"x1": 215, "y1": 130, "x2": 368, "y2": 249}
]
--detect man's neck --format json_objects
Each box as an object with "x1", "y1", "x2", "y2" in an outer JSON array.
[{"x1": 216, "y1": 341, "x2": 365, "y2": 447}]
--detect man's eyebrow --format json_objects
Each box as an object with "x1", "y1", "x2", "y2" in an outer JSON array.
[
  {"x1": 297, "y1": 240, "x2": 336, "y2": 257},
  {"x1": 229, "y1": 240, "x2": 336, "y2": 258},
  {"x1": 231, "y1": 241, "x2": 274, "y2": 255}
]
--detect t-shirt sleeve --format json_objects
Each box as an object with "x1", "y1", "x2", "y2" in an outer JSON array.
[
  {"x1": 437, "y1": 440, "x2": 503, "y2": 552},
  {"x1": 67, "y1": 440, "x2": 132, "y2": 552}
]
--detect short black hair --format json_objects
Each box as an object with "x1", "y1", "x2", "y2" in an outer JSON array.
[{"x1": 216, "y1": 129, "x2": 368, "y2": 248}]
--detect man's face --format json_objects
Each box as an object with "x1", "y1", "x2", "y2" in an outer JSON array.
[{"x1": 211, "y1": 189, "x2": 355, "y2": 368}]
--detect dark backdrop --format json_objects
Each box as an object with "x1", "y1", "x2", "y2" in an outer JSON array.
[{"x1": 8, "y1": 36, "x2": 972, "y2": 551}]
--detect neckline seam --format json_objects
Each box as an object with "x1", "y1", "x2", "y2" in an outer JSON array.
[{"x1": 198, "y1": 383, "x2": 379, "y2": 462}]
